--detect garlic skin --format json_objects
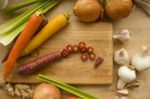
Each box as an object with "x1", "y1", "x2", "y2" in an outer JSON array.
[
  {"x1": 114, "y1": 48, "x2": 129, "y2": 65},
  {"x1": 117, "y1": 89, "x2": 129, "y2": 96},
  {"x1": 131, "y1": 46, "x2": 150, "y2": 71},
  {"x1": 117, "y1": 79, "x2": 126, "y2": 90},
  {"x1": 113, "y1": 29, "x2": 131, "y2": 43},
  {"x1": 119, "y1": 96, "x2": 128, "y2": 99},
  {"x1": 117, "y1": 66, "x2": 136, "y2": 89}
]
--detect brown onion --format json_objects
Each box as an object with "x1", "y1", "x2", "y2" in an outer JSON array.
[
  {"x1": 73, "y1": 0, "x2": 104, "y2": 22},
  {"x1": 33, "y1": 83, "x2": 61, "y2": 99},
  {"x1": 105, "y1": 0, "x2": 133, "y2": 20}
]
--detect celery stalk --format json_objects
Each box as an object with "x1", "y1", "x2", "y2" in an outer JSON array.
[
  {"x1": 37, "y1": 74, "x2": 99, "y2": 99},
  {"x1": 0, "y1": 1, "x2": 50, "y2": 35},
  {"x1": 0, "y1": 23, "x2": 26, "y2": 46},
  {"x1": 42, "y1": 0, "x2": 62, "y2": 13},
  {"x1": 3, "y1": 0, "x2": 45, "y2": 15},
  {"x1": 0, "y1": 0, "x2": 62, "y2": 46},
  {"x1": 0, "y1": 3, "x2": 42, "y2": 30}
]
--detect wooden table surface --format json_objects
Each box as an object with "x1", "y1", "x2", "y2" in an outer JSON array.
[{"x1": 0, "y1": 0, "x2": 150, "y2": 99}]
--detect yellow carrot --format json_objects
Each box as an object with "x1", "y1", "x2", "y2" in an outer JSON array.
[{"x1": 21, "y1": 14, "x2": 69, "y2": 57}]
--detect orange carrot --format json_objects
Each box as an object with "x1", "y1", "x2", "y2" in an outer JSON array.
[{"x1": 3, "y1": 11, "x2": 43, "y2": 79}]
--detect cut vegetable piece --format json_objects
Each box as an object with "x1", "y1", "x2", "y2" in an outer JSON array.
[
  {"x1": 3, "y1": 12, "x2": 43, "y2": 79},
  {"x1": 21, "y1": 13, "x2": 69, "y2": 56},
  {"x1": 3, "y1": 0, "x2": 45, "y2": 15},
  {"x1": 37, "y1": 74, "x2": 98, "y2": 99}
]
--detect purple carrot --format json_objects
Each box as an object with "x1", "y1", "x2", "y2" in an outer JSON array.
[
  {"x1": 18, "y1": 51, "x2": 62, "y2": 75},
  {"x1": 34, "y1": 18, "x2": 48, "y2": 35}
]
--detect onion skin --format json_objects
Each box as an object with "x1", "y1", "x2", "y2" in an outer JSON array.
[
  {"x1": 105, "y1": 0, "x2": 133, "y2": 20},
  {"x1": 74, "y1": 0, "x2": 104, "y2": 22},
  {"x1": 33, "y1": 83, "x2": 62, "y2": 99}
]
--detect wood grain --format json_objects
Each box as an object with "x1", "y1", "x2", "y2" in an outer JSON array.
[{"x1": 0, "y1": 0, "x2": 113, "y2": 84}]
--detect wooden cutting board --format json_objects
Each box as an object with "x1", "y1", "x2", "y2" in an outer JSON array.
[{"x1": 0, "y1": 0, "x2": 113, "y2": 84}]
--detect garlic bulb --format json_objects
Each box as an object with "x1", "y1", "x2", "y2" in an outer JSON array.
[
  {"x1": 117, "y1": 66, "x2": 136, "y2": 89},
  {"x1": 113, "y1": 29, "x2": 131, "y2": 43},
  {"x1": 131, "y1": 46, "x2": 150, "y2": 71},
  {"x1": 114, "y1": 48, "x2": 129, "y2": 65}
]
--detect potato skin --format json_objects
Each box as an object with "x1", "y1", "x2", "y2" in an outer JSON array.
[{"x1": 105, "y1": 0, "x2": 133, "y2": 20}]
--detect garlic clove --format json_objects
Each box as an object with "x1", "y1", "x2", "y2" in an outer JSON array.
[
  {"x1": 113, "y1": 35, "x2": 121, "y2": 40},
  {"x1": 117, "y1": 89, "x2": 129, "y2": 96},
  {"x1": 119, "y1": 29, "x2": 131, "y2": 42},
  {"x1": 131, "y1": 46, "x2": 150, "y2": 71},
  {"x1": 117, "y1": 79, "x2": 127, "y2": 89},
  {"x1": 125, "y1": 81, "x2": 140, "y2": 88},
  {"x1": 113, "y1": 29, "x2": 131, "y2": 43},
  {"x1": 114, "y1": 48, "x2": 129, "y2": 65},
  {"x1": 118, "y1": 66, "x2": 136, "y2": 83}
]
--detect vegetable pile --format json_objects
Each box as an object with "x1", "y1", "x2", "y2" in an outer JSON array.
[
  {"x1": 1, "y1": 13, "x2": 69, "y2": 63},
  {"x1": 37, "y1": 74, "x2": 98, "y2": 99},
  {"x1": 21, "y1": 13, "x2": 70, "y2": 57},
  {"x1": 2, "y1": 11, "x2": 69, "y2": 79},
  {"x1": 62, "y1": 42, "x2": 104, "y2": 69},
  {"x1": 113, "y1": 29, "x2": 150, "y2": 98},
  {"x1": 18, "y1": 42, "x2": 104, "y2": 75},
  {"x1": 0, "y1": 0, "x2": 62, "y2": 46},
  {"x1": 1, "y1": 0, "x2": 150, "y2": 99},
  {"x1": 73, "y1": 0, "x2": 133, "y2": 22}
]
